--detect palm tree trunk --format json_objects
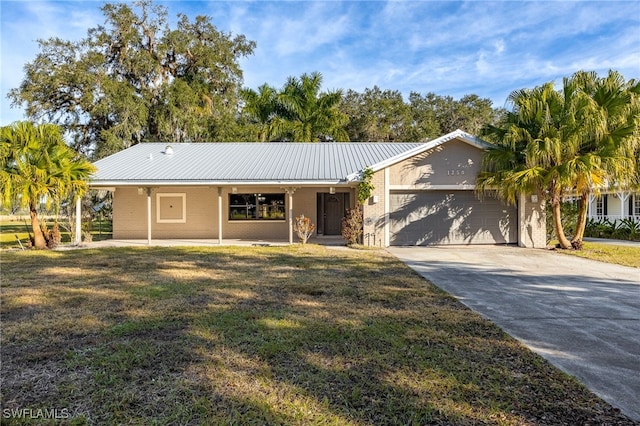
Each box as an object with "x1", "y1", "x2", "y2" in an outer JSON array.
[
  {"x1": 571, "y1": 195, "x2": 588, "y2": 248},
  {"x1": 30, "y1": 201, "x2": 47, "y2": 249},
  {"x1": 552, "y1": 200, "x2": 572, "y2": 249}
]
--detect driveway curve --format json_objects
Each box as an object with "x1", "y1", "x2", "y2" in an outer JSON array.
[{"x1": 388, "y1": 245, "x2": 640, "y2": 422}]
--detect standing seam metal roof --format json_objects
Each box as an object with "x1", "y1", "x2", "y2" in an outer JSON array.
[{"x1": 91, "y1": 142, "x2": 424, "y2": 183}]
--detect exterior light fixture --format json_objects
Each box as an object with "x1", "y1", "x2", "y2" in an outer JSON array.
[{"x1": 329, "y1": 187, "x2": 336, "y2": 194}]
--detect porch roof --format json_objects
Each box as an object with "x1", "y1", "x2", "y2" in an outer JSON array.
[{"x1": 91, "y1": 141, "x2": 423, "y2": 186}]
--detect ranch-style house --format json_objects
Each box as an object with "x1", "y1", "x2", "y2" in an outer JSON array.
[{"x1": 88, "y1": 130, "x2": 547, "y2": 248}]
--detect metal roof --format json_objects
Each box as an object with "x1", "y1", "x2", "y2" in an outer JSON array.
[{"x1": 91, "y1": 142, "x2": 424, "y2": 185}]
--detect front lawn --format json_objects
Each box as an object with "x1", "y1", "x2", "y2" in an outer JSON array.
[
  {"x1": 1, "y1": 246, "x2": 636, "y2": 425},
  {"x1": 554, "y1": 241, "x2": 640, "y2": 268}
]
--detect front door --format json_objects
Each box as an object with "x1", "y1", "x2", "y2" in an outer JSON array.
[{"x1": 324, "y1": 193, "x2": 345, "y2": 235}]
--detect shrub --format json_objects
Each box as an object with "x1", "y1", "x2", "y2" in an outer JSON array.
[
  {"x1": 48, "y1": 223, "x2": 62, "y2": 249},
  {"x1": 584, "y1": 217, "x2": 640, "y2": 241},
  {"x1": 293, "y1": 215, "x2": 315, "y2": 244},
  {"x1": 342, "y1": 207, "x2": 363, "y2": 246}
]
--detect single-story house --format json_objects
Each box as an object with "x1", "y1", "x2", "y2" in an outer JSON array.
[{"x1": 88, "y1": 130, "x2": 546, "y2": 248}]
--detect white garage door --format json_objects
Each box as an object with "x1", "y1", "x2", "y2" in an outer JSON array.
[{"x1": 389, "y1": 191, "x2": 517, "y2": 245}]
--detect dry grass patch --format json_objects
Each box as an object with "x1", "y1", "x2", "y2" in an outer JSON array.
[{"x1": 1, "y1": 245, "x2": 637, "y2": 425}]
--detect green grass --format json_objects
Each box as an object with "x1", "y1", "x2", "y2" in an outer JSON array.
[
  {"x1": 1, "y1": 246, "x2": 636, "y2": 425},
  {"x1": 0, "y1": 220, "x2": 112, "y2": 249},
  {"x1": 554, "y1": 241, "x2": 640, "y2": 268}
]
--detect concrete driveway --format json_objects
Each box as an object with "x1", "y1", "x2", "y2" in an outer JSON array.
[{"x1": 387, "y1": 245, "x2": 640, "y2": 421}]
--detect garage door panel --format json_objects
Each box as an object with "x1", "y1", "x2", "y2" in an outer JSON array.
[{"x1": 389, "y1": 191, "x2": 516, "y2": 245}]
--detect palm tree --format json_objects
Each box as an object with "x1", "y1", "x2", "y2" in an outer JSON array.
[
  {"x1": 565, "y1": 71, "x2": 640, "y2": 246},
  {"x1": 479, "y1": 70, "x2": 639, "y2": 250},
  {"x1": 478, "y1": 83, "x2": 575, "y2": 249},
  {"x1": 272, "y1": 72, "x2": 349, "y2": 142},
  {"x1": 0, "y1": 122, "x2": 96, "y2": 249},
  {"x1": 240, "y1": 83, "x2": 279, "y2": 142}
]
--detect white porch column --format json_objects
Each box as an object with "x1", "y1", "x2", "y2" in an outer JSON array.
[
  {"x1": 587, "y1": 194, "x2": 595, "y2": 219},
  {"x1": 217, "y1": 187, "x2": 223, "y2": 244},
  {"x1": 618, "y1": 192, "x2": 630, "y2": 218},
  {"x1": 75, "y1": 196, "x2": 82, "y2": 245},
  {"x1": 146, "y1": 187, "x2": 152, "y2": 245}
]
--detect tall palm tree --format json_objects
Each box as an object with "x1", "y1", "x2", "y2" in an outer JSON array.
[
  {"x1": 565, "y1": 71, "x2": 640, "y2": 246},
  {"x1": 272, "y1": 72, "x2": 349, "y2": 142},
  {"x1": 240, "y1": 83, "x2": 279, "y2": 142},
  {"x1": 479, "y1": 71, "x2": 639, "y2": 250},
  {"x1": 1, "y1": 122, "x2": 96, "y2": 249},
  {"x1": 478, "y1": 83, "x2": 575, "y2": 249}
]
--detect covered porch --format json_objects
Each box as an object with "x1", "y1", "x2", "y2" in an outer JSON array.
[
  {"x1": 587, "y1": 191, "x2": 640, "y2": 223},
  {"x1": 75, "y1": 184, "x2": 356, "y2": 246}
]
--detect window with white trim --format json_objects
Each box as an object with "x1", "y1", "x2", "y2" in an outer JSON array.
[
  {"x1": 634, "y1": 195, "x2": 640, "y2": 216},
  {"x1": 595, "y1": 197, "x2": 604, "y2": 217},
  {"x1": 156, "y1": 193, "x2": 186, "y2": 223},
  {"x1": 229, "y1": 193, "x2": 285, "y2": 220}
]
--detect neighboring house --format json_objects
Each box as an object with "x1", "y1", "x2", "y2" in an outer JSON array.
[
  {"x1": 587, "y1": 191, "x2": 640, "y2": 223},
  {"x1": 89, "y1": 130, "x2": 546, "y2": 248}
]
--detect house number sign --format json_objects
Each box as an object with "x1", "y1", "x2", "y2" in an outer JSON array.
[{"x1": 447, "y1": 169, "x2": 465, "y2": 176}]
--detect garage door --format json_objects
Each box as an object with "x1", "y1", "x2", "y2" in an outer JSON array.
[{"x1": 389, "y1": 191, "x2": 517, "y2": 245}]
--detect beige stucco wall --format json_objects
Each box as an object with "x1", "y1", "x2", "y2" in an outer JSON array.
[
  {"x1": 362, "y1": 170, "x2": 387, "y2": 247},
  {"x1": 112, "y1": 185, "x2": 355, "y2": 240},
  {"x1": 113, "y1": 186, "x2": 218, "y2": 239},
  {"x1": 389, "y1": 138, "x2": 482, "y2": 187},
  {"x1": 518, "y1": 194, "x2": 547, "y2": 248}
]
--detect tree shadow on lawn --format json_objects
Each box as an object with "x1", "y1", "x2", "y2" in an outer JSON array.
[{"x1": 1, "y1": 247, "x2": 637, "y2": 425}]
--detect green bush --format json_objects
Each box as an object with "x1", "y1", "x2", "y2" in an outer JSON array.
[{"x1": 584, "y1": 217, "x2": 640, "y2": 241}]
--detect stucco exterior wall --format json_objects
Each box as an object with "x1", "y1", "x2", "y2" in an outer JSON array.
[
  {"x1": 518, "y1": 194, "x2": 547, "y2": 248},
  {"x1": 389, "y1": 138, "x2": 482, "y2": 188},
  {"x1": 113, "y1": 186, "x2": 218, "y2": 239},
  {"x1": 112, "y1": 185, "x2": 354, "y2": 240},
  {"x1": 362, "y1": 170, "x2": 387, "y2": 247}
]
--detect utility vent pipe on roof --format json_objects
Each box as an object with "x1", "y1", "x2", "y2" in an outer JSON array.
[{"x1": 165, "y1": 145, "x2": 174, "y2": 155}]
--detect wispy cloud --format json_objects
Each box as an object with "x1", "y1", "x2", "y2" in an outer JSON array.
[{"x1": 2, "y1": 0, "x2": 639, "y2": 126}]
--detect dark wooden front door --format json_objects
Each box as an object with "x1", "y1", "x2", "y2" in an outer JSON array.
[{"x1": 324, "y1": 193, "x2": 345, "y2": 235}]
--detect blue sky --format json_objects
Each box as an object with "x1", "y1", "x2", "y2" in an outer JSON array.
[{"x1": 1, "y1": 0, "x2": 639, "y2": 126}]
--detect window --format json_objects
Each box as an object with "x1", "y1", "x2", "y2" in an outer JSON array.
[
  {"x1": 595, "y1": 195, "x2": 608, "y2": 217},
  {"x1": 595, "y1": 197, "x2": 604, "y2": 217},
  {"x1": 229, "y1": 193, "x2": 285, "y2": 220},
  {"x1": 634, "y1": 195, "x2": 640, "y2": 216},
  {"x1": 156, "y1": 193, "x2": 186, "y2": 223}
]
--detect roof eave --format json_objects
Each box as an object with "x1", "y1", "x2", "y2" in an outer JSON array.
[{"x1": 90, "y1": 179, "x2": 356, "y2": 188}]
